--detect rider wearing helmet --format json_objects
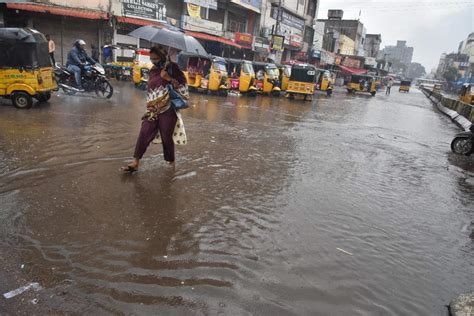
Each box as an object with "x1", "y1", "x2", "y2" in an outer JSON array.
[{"x1": 66, "y1": 39, "x2": 97, "y2": 91}]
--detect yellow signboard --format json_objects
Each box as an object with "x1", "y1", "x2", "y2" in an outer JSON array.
[
  {"x1": 187, "y1": 3, "x2": 201, "y2": 18},
  {"x1": 272, "y1": 35, "x2": 284, "y2": 51}
]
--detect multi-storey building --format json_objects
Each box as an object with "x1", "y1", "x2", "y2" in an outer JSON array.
[
  {"x1": 377, "y1": 40, "x2": 414, "y2": 74},
  {"x1": 0, "y1": 0, "x2": 319, "y2": 64},
  {"x1": 363, "y1": 34, "x2": 381, "y2": 58}
]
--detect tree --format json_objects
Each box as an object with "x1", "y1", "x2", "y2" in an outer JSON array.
[
  {"x1": 442, "y1": 66, "x2": 461, "y2": 82},
  {"x1": 407, "y1": 62, "x2": 426, "y2": 79}
]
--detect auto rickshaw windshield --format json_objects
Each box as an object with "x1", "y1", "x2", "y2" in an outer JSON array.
[
  {"x1": 242, "y1": 62, "x2": 254, "y2": 75},
  {"x1": 266, "y1": 67, "x2": 279, "y2": 76},
  {"x1": 290, "y1": 68, "x2": 316, "y2": 82},
  {"x1": 214, "y1": 62, "x2": 227, "y2": 72}
]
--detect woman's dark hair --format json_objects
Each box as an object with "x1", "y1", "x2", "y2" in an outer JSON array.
[{"x1": 150, "y1": 45, "x2": 167, "y2": 61}]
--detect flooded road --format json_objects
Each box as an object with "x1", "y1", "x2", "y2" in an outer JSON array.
[{"x1": 0, "y1": 83, "x2": 473, "y2": 315}]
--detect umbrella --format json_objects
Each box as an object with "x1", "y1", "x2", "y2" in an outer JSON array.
[{"x1": 128, "y1": 25, "x2": 207, "y2": 56}]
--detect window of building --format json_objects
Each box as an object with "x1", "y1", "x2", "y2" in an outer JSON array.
[
  {"x1": 304, "y1": 27, "x2": 313, "y2": 44},
  {"x1": 227, "y1": 12, "x2": 247, "y2": 33},
  {"x1": 307, "y1": 0, "x2": 316, "y2": 16}
]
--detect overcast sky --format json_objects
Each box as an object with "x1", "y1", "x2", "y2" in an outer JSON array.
[{"x1": 317, "y1": 0, "x2": 474, "y2": 72}]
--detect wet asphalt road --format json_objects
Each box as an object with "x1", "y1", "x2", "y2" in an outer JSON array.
[{"x1": 0, "y1": 82, "x2": 473, "y2": 315}]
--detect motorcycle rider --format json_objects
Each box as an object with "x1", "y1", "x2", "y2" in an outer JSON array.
[{"x1": 66, "y1": 39, "x2": 97, "y2": 92}]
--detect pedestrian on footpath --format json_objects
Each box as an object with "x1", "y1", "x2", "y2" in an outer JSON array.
[
  {"x1": 46, "y1": 34, "x2": 55, "y2": 65},
  {"x1": 386, "y1": 78, "x2": 393, "y2": 95},
  {"x1": 121, "y1": 46, "x2": 188, "y2": 173}
]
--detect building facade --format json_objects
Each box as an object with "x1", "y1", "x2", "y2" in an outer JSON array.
[
  {"x1": 364, "y1": 34, "x2": 381, "y2": 58},
  {"x1": 377, "y1": 40, "x2": 413, "y2": 74},
  {"x1": 0, "y1": 0, "x2": 319, "y2": 64}
]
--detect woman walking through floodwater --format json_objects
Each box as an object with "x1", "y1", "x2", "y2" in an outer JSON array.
[{"x1": 122, "y1": 46, "x2": 188, "y2": 172}]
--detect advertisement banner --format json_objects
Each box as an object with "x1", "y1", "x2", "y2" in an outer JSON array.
[
  {"x1": 271, "y1": 35, "x2": 284, "y2": 51},
  {"x1": 364, "y1": 57, "x2": 377, "y2": 67},
  {"x1": 342, "y1": 57, "x2": 361, "y2": 68},
  {"x1": 184, "y1": 0, "x2": 217, "y2": 10},
  {"x1": 235, "y1": 32, "x2": 253, "y2": 46},
  {"x1": 289, "y1": 34, "x2": 302, "y2": 48},
  {"x1": 187, "y1": 3, "x2": 201, "y2": 18},
  {"x1": 181, "y1": 15, "x2": 223, "y2": 36},
  {"x1": 271, "y1": 8, "x2": 305, "y2": 29},
  {"x1": 254, "y1": 37, "x2": 270, "y2": 52},
  {"x1": 122, "y1": 0, "x2": 165, "y2": 21}
]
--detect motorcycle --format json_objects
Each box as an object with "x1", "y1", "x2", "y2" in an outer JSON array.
[
  {"x1": 451, "y1": 125, "x2": 474, "y2": 156},
  {"x1": 54, "y1": 63, "x2": 113, "y2": 99}
]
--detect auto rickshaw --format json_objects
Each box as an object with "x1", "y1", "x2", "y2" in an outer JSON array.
[
  {"x1": 459, "y1": 83, "x2": 474, "y2": 105},
  {"x1": 132, "y1": 49, "x2": 152, "y2": 89},
  {"x1": 199, "y1": 56, "x2": 229, "y2": 96},
  {"x1": 315, "y1": 68, "x2": 333, "y2": 96},
  {"x1": 374, "y1": 76, "x2": 383, "y2": 90},
  {"x1": 0, "y1": 28, "x2": 57, "y2": 109},
  {"x1": 286, "y1": 64, "x2": 317, "y2": 101},
  {"x1": 225, "y1": 58, "x2": 257, "y2": 96},
  {"x1": 346, "y1": 74, "x2": 376, "y2": 96},
  {"x1": 277, "y1": 64, "x2": 291, "y2": 91},
  {"x1": 399, "y1": 80, "x2": 411, "y2": 93},
  {"x1": 253, "y1": 62, "x2": 281, "y2": 97},
  {"x1": 178, "y1": 52, "x2": 211, "y2": 92}
]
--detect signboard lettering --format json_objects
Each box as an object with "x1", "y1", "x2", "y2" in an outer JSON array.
[
  {"x1": 235, "y1": 32, "x2": 253, "y2": 45},
  {"x1": 271, "y1": 7, "x2": 305, "y2": 29},
  {"x1": 122, "y1": 0, "x2": 165, "y2": 21}
]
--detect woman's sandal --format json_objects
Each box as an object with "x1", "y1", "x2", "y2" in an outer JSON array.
[{"x1": 121, "y1": 165, "x2": 138, "y2": 173}]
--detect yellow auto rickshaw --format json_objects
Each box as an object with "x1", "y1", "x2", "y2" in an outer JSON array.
[
  {"x1": 315, "y1": 68, "x2": 333, "y2": 96},
  {"x1": 374, "y1": 76, "x2": 383, "y2": 90},
  {"x1": 347, "y1": 74, "x2": 376, "y2": 96},
  {"x1": 286, "y1": 64, "x2": 317, "y2": 101},
  {"x1": 178, "y1": 52, "x2": 210, "y2": 92},
  {"x1": 225, "y1": 58, "x2": 257, "y2": 96},
  {"x1": 132, "y1": 49, "x2": 152, "y2": 89},
  {"x1": 459, "y1": 83, "x2": 474, "y2": 105},
  {"x1": 253, "y1": 62, "x2": 281, "y2": 97},
  {"x1": 399, "y1": 80, "x2": 411, "y2": 93},
  {"x1": 0, "y1": 28, "x2": 57, "y2": 109},
  {"x1": 277, "y1": 64, "x2": 291, "y2": 91},
  {"x1": 199, "y1": 56, "x2": 229, "y2": 96}
]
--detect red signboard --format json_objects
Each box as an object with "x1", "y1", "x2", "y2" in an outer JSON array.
[
  {"x1": 289, "y1": 34, "x2": 302, "y2": 48},
  {"x1": 235, "y1": 32, "x2": 253, "y2": 46}
]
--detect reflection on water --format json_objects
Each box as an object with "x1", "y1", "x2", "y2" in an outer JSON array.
[{"x1": 0, "y1": 83, "x2": 472, "y2": 314}]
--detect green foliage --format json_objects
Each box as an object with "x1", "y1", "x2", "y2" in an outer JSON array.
[{"x1": 442, "y1": 66, "x2": 461, "y2": 82}]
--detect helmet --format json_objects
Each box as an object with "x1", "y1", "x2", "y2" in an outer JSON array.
[{"x1": 75, "y1": 39, "x2": 86, "y2": 47}]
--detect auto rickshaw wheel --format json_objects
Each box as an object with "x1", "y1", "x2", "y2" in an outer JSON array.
[
  {"x1": 288, "y1": 93, "x2": 295, "y2": 100},
  {"x1": 272, "y1": 90, "x2": 280, "y2": 97},
  {"x1": 36, "y1": 91, "x2": 51, "y2": 102},
  {"x1": 11, "y1": 92, "x2": 33, "y2": 109},
  {"x1": 326, "y1": 89, "x2": 333, "y2": 96},
  {"x1": 370, "y1": 91, "x2": 376, "y2": 96},
  {"x1": 247, "y1": 90, "x2": 257, "y2": 97}
]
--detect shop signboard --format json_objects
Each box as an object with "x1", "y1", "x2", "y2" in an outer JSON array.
[
  {"x1": 254, "y1": 37, "x2": 270, "y2": 52},
  {"x1": 289, "y1": 34, "x2": 302, "y2": 48},
  {"x1": 184, "y1": 0, "x2": 217, "y2": 10},
  {"x1": 364, "y1": 57, "x2": 377, "y2": 67},
  {"x1": 334, "y1": 55, "x2": 342, "y2": 65},
  {"x1": 271, "y1": 35, "x2": 284, "y2": 51},
  {"x1": 122, "y1": 0, "x2": 166, "y2": 21},
  {"x1": 321, "y1": 51, "x2": 335, "y2": 65},
  {"x1": 311, "y1": 50, "x2": 321, "y2": 59},
  {"x1": 181, "y1": 15, "x2": 223, "y2": 36},
  {"x1": 235, "y1": 32, "x2": 253, "y2": 47},
  {"x1": 230, "y1": 0, "x2": 261, "y2": 13},
  {"x1": 342, "y1": 57, "x2": 361, "y2": 68},
  {"x1": 271, "y1": 8, "x2": 305, "y2": 30}
]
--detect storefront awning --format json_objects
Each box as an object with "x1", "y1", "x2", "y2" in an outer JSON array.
[
  {"x1": 116, "y1": 16, "x2": 164, "y2": 27},
  {"x1": 6, "y1": 3, "x2": 108, "y2": 20},
  {"x1": 338, "y1": 65, "x2": 368, "y2": 75},
  {"x1": 185, "y1": 30, "x2": 242, "y2": 49}
]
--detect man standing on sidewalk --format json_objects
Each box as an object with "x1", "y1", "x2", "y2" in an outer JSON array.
[
  {"x1": 386, "y1": 78, "x2": 393, "y2": 95},
  {"x1": 46, "y1": 34, "x2": 55, "y2": 65}
]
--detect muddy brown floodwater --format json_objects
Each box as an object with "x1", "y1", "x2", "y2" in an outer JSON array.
[{"x1": 0, "y1": 82, "x2": 473, "y2": 315}]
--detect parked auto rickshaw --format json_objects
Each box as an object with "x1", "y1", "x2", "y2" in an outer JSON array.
[
  {"x1": 0, "y1": 28, "x2": 57, "y2": 109},
  {"x1": 315, "y1": 68, "x2": 333, "y2": 96},
  {"x1": 286, "y1": 64, "x2": 317, "y2": 101},
  {"x1": 226, "y1": 58, "x2": 257, "y2": 96},
  {"x1": 278, "y1": 64, "x2": 291, "y2": 91},
  {"x1": 346, "y1": 74, "x2": 376, "y2": 96},
  {"x1": 199, "y1": 56, "x2": 229, "y2": 96},
  {"x1": 253, "y1": 62, "x2": 281, "y2": 97},
  {"x1": 178, "y1": 52, "x2": 210, "y2": 91},
  {"x1": 459, "y1": 83, "x2": 474, "y2": 105},
  {"x1": 399, "y1": 80, "x2": 411, "y2": 93},
  {"x1": 374, "y1": 76, "x2": 383, "y2": 90},
  {"x1": 132, "y1": 49, "x2": 152, "y2": 89}
]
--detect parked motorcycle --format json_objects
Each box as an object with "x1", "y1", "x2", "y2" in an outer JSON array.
[
  {"x1": 451, "y1": 125, "x2": 474, "y2": 156},
  {"x1": 54, "y1": 63, "x2": 113, "y2": 99}
]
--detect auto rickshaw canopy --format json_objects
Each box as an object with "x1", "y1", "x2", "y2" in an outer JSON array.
[
  {"x1": 400, "y1": 80, "x2": 411, "y2": 86},
  {"x1": 349, "y1": 74, "x2": 375, "y2": 83},
  {"x1": 289, "y1": 64, "x2": 317, "y2": 82},
  {"x1": 0, "y1": 28, "x2": 51, "y2": 69}
]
